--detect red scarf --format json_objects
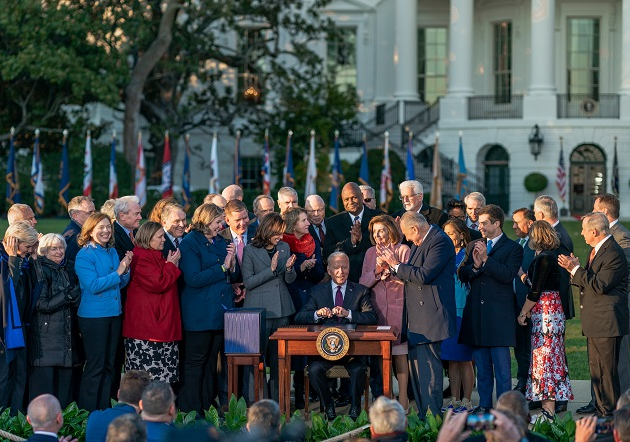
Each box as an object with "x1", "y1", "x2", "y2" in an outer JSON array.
[{"x1": 283, "y1": 233, "x2": 316, "y2": 258}]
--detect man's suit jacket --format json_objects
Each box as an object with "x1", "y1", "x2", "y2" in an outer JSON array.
[
  {"x1": 396, "y1": 226, "x2": 456, "y2": 345},
  {"x1": 113, "y1": 221, "x2": 136, "y2": 262},
  {"x1": 323, "y1": 206, "x2": 382, "y2": 283},
  {"x1": 295, "y1": 281, "x2": 377, "y2": 326},
  {"x1": 458, "y1": 234, "x2": 523, "y2": 347},
  {"x1": 468, "y1": 228, "x2": 482, "y2": 241},
  {"x1": 555, "y1": 222, "x2": 575, "y2": 319},
  {"x1": 161, "y1": 231, "x2": 187, "y2": 259},
  {"x1": 62, "y1": 219, "x2": 82, "y2": 262},
  {"x1": 514, "y1": 238, "x2": 536, "y2": 308},
  {"x1": 25, "y1": 434, "x2": 59, "y2": 442},
  {"x1": 308, "y1": 224, "x2": 325, "y2": 251},
  {"x1": 572, "y1": 237, "x2": 630, "y2": 338},
  {"x1": 392, "y1": 203, "x2": 448, "y2": 229},
  {"x1": 85, "y1": 402, "x2": 137, "y2": 442},
  {"x1": 611, "y1": 221, "x2": 630, "y2": 273}
]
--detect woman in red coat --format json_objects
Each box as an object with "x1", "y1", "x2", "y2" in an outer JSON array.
[{"x1": 122, "y1": 221, "x2": 182, "y2": 383}]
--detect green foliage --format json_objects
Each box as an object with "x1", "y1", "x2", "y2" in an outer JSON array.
[
  {"x1": 59, "y1": 402, "x2": 89, "y2": 440},
  {"x1": 223, "y1": 395, "x2": 248, "y2": 433},
  {"x1": 524, "y1": 172, "x2": 548, "y2": 193},
  {"x1": 530, "y1": 412, "x2": 576, "y2": 442}
]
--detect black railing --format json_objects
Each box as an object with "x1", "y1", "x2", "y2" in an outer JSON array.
[
  {"x1": 405, "y1": 101, "x2": 440, "y2": 139},
  {"x1": 468, "y1": 95, "x2": 523, "y2": 119},
  {"x1": 557, "y1": 94, "x2": 620, "y2": 118},
  {"x1": 364, "y1": 102, "x2": 399, "y2": 128}
]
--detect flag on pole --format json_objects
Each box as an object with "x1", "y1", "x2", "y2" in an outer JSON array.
[
  {"x1": 455, "y1": 131, "x2": 468, "y2": 200},
  {"x1": 359, "y1": 134, "x2": 370, "y2": 186},
  {"x1": 109, "y1": 133, "x2": 118, "y2": 199},
  {"x1": 430, "y1": 133, "x2": 443, "y2": 209},
  {"x1": 283, "y1": 131, "x2": 295, "y2": 187},
  {"x1": 612, "y1": 137, "x2": 620, "y2": 197},
  {"x1": 134, "y1": 132, "x2": 147, "y2": 208},
  {"x1": 209, "y1": 132, "x2": 220, "y2": 194},
  {"x1": 31, "y1": 129, "x2": 44, "y2": 214},
  {"x1": 406, "y1": 131, "x2": 415, "y2": 181},
  {"x1": 233, "y1": 130, "x2": 242, "y2": 186},
  {"x1": 379, "y1": 132, "x2": 393, "y2": 211},
  {"x1": 329, "y1": 131, "x2": 343, "y2": 213},
  {"x1": 261, "y1": 129, "x2": 271, "y2": 195},
  {"x1": 182, "y1": 134, "x2": 191, "y2": 212},
  {"x1": 6, "y1": 127, "x2": 20, "y2": 205},
  {"x1": 58, "y1": 130, "x2": 70, "y2": 209},
  {"x1": 161, "y1": 131, "x2": 173, "y2": 198},
  {"x1": 556, "y1": 137, "x2": 567, "y2": 204},
  {"x1": 83, "y1": 130, "x2": 92, "y2": 197},
  {"x1": 305, "y1": 130, "x2": 317, "y2": 198}
]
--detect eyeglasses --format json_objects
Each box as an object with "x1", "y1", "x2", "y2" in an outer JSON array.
[
  {"x1": 364, "y1": 198, "x2": 373, "y2": 203},
  {"x1": 399, "y1": 193, "x2": 420, "y2": 201}
]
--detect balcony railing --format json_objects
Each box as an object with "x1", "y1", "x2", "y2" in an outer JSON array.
[
  {"x1": 468, "y1": 95, "x2": 523, "y2": 119},
  {"x1": 557, "y1": 94, "x2": 619, "y2": 119}
]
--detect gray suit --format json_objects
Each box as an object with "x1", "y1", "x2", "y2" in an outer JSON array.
[
  {"x1": 242, "y1": 241, "x2": 297, "y2": 401},
  {"x1": 610, "y1": 221, "x2": 630, "y2": 394}
]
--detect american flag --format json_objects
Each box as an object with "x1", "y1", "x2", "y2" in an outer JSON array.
[{"x1": 556, "y1": 138, "x2": 567, "y2": 203}]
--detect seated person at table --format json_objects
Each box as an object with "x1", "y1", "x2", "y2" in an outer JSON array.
[{"x1": 295, "y1": 252, "x2": 378, "y2": 421}]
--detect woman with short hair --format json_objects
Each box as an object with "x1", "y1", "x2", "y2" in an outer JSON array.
[
  {"x1": 29, "y1": 234, "x2": 81, "y2": 408},
  {"x1": 178, "y1": 203, "x2": 237, "y2": 414},
  {"x1": 122, "y1": 221, "x2": 182, "y2": 384},
  {"x1": 75, "y1": 212, "x2": 132, "y2": 411}
]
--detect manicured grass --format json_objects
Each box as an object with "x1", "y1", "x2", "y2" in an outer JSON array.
[{"x1": 0, "y1": 217, "x2": 70, "y2": 235}]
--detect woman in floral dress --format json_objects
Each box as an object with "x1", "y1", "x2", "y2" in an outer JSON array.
[{"x1": 518, "y1": 220, "x2": 573, "y2": 419}]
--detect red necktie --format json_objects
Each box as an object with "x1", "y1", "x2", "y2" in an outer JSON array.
[
  {"x1": 335, "y1": 286, "x2": 343, "y2": 323},
  {"x1": 236, "y1": 235, "x2": 244, "y2": 264},
  {"x1": 317, "y1": 225, "x2": 325, "y2": 244},
  {"x1": 129, "y1": 230, "x2": 135, "y2": 244},
  {"x1": 588, "y1": 248, "x2": 596, "y2": 267}
]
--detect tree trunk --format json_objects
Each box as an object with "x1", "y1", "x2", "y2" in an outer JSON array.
[{"x1": 123, "y1": 0, "x2": 183, "y2": 168}]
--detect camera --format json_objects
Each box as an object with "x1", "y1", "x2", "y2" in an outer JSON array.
[
  {"x1": 465, "y1": 413, "x2": 495, "y2": 432},
  {"x1": 596, "y1": 417, "x2": 614, "y2": 434}
]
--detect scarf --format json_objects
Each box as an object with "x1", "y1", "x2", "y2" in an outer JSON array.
[
  {"x1": 0, "y1": 251, "x2": 25, "y2": 362},
  {"x1": 282, "y1": 233, "x2": 316, "y2": 258}
]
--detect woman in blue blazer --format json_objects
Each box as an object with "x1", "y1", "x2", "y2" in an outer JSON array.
[
  {"x1": 75, "y1": 212, "x2": 132, "y2": 411},
  {"x1": 178, "y1": 203, "x2": 237, "y2": 414}
]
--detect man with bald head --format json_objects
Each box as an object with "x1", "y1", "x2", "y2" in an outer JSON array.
[
  {"x1": 7, "y1": 203, "x2": 38, "y2": 227},
  {"x1": 26, "y1": 394, "x2": 73, "y2": 442},
  {"x1": 203, "y1": 193, "x2": 227, "y2": 209},
  {"x1": 222, "y1": 184, "x2": 244, "y2": 202},
  {"x1": 305, "y1": 194, "x2": 327, "y2": 251},
  {"x1": 323, "y1": 182, "x2": 381, "y2": 283}
]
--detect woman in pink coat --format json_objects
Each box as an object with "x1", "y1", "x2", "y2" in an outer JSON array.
[{"x1": 359, "y1": 214, "x2": 411, "y2": 410}]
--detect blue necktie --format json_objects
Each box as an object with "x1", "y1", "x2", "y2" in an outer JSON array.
[{"x1": 487, "y1": 239, "x2": 493, "y2": 254}]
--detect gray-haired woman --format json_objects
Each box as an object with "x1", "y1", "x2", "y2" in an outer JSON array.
[{"x1": 28, "y1": 233, "x2": 81, "y2": 408}]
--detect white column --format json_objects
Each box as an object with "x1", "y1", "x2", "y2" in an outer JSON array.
[
  {"x1": 393, "y1": 0, "x2": 419, "y2": 102},
  {"x1": 446, "y1": 0, "x2": 474, "y2": 96},
  {"x1": 621, "y1": 0, "x2": 630, "y2": 94},
  {"x1": 528, "y1": 0, "x2": 556, "y2": 94}
]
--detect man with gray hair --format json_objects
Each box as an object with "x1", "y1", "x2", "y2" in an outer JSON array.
[
  {"x1": 139, "y1": 381, "x2": 176, "y2": 442},
  {"x1": 559, "y1": 211, "x2": 629, "y2": 417},
  {"x1": 25, "y1": 394, "x2": 72, "y2": 442},
  {"x1": 277, "y1": 187, "x2": 298, "y2": 215},
  {"x1": 392, "y1": 180, "x2": 448, "y2": 228},
  {"x1": 113, "y1": 196, "x2": 142, "y2": 262},
  {"x1": 359, "y1": 185, "x2": 377, "y2": 210},
  {"x1": 106, "y1": 414, "x2": 146, "y2": 442},
  {"x1": 464, "y1": 192, "x2": 486, "y2": 231},
  {"x1": 305, "y1": 194, "x2": 326, "y2": 250},
  {"x1": 63, "y1": 196, "x2": 95, "y2": 261},
  {"x1": 369, "y1": 396, "x2": 407, "y2": 441},
  {"x1": 251, "y1": 195, "x2": 275, "y2": 228},
  {"x1": 246, "y1": 399, "x2": 281, "y2": 441},
  {"x1": 7, "y1": 203, "x2": 38, "y2": 227}
]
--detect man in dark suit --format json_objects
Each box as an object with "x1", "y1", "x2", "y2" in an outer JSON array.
[
  {"x1": 159, "y1": 202, "x2": 186, "y2": 258},
  {"x1": 511, "y1": 208, "x2": 536, "y2": 394},
  {"x1": 62, "y1": 196, "x2": 95, "y2": 262},
  {"x1": 464, "y1": 192, "x2": 485, "y2": 231},
  {"x1": 380, "y1": 212, "x2": 456, "y2": 416},
  {"x1": 222, "y1": 200, "x2": 256, "y2": 304},
  {"x1": 323, "y1": 182, "x2": 381, "y2": 283},
  {"x1": 222, "y1": 184, "x2": 256, "y2": 222},
  {"x1": 113, "y1": 195, "x2": 142, "y2": 261},
  {"x1": 458, "y1": 204, "x2": 523, "y2": 412},
  {"x1": 306, "y1": 194, "x2": 327, "y2": 252},
  {"x1": 251, "y1": 195, "x2": 275, "y2": 230},
  {"x1": 391, "y1": 180, "x2": 448, "y2": 229},
  {"x1": 295, "y1": 252, "x2": 378, "y2": 420},
  {"x1": 533, "y1": 195, "x2": 574, "y2": 413},
  {"x1": 559, "y1": 212, "x2": 629, "y2": 416},
  {"x1": 25, "y1": 394, "x2": 68, "y2": 442}
]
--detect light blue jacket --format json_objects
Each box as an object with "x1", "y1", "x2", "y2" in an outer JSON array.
[{"x1": 75, "y1": 243, "x2": 130, "y2": 318}]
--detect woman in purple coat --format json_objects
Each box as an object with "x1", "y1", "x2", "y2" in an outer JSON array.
[{"x1": 360, "y1": 214, "x2": 410, "y2": 410}]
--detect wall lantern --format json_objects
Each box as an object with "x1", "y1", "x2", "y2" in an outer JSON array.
[{"x1": 528, "y1": 124, "x2": 544, "y2": 160}]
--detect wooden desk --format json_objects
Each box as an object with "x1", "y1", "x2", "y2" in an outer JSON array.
[{"x1": 270, "y1": 325, "x2": 397, "y2": 417}]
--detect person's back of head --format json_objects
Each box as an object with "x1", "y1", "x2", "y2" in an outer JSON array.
[
  {"x1": 139, "y1": 381, "x2": 176, "y2": 422},
  {"x1": 485, "y1": 410, "x2": 526, "y2": 442},
  {"x1": 27, "y1": 394, "x2": 63, "y2": 434},
  {"x1": 107, "y1": 414, "x2": 147, "y2": 442},
  {"x1": 495, "y1": 390, "x2": 529, "y2": 423},
  {"x1": 247, "y1": 399, "x2": 281, "y2": 441},
  {"x1": 615, "y1": 405, "x2": 630, "y2": 442},
  {"x1": 118, "y1": 370, "x2": 152, "y2": 408},
  {"x1": 618, "y1": 388, "x2": 630, "y2": 409},
  {"x1": 369, "y1": 396, "x2": 406, "y2": 436}
]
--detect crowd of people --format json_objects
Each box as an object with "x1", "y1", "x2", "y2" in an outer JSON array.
[{"x1": 1, "y1": 177, "x2": 630, "y2": 438}]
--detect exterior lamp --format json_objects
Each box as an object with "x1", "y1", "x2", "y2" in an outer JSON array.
[{"x1": 528, "y1": 124, "x2": 543, "y2": 160}]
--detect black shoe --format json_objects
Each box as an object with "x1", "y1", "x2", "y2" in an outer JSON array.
[
  {"x1": 335, "y1": 395, "x2": 351, "y2": 407},
  {"x1": 528, "y1": 401, "x2": 542, "y2": 410},
  {"x1": 309, "y1": 390, "x2": 319, "y2": 402},
  {"x1": 576, "y1": 404, "x2": 597, "y2": 414},
  {"x1": 513, "y1": 383, "x2": 526, "y2": 394},
  {"x1": 555, "y1": 402, "x2": 567, "y2": 413},
  {"x1": 472, "y1": 406, "x2": 492, "y2": 414},
  {"x1": 349, "y1": 405, "x2": 361, "y2": 420},
  {"x1": 325, "y1": 403, "x2": 337, "y2": 420}
]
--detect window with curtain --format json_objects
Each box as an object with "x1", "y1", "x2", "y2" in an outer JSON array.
[
  {"x1": 567, "y1": 18, "x2": 600, "y2": 101},
  {"x1": 417, "y1": 28, "x2": 448, "y2": 104},
  {"x1": 327, "y1": 27, "x2": 357, "y2": 91},
  {"x1": 493, "y1": 21, "x2": 512, "y2": 104}
]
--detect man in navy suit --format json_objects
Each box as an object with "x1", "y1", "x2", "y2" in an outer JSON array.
[
  {"x1": 222, "y1": 200, "x2": 256, "y2": 304},
  {"x1": 25, "y1": 394, "x2": 71, "y2": 442},
  {"x1": 306, "y1": 194, "x2": 327, "y2": 252},
  {"x1": 62, "y1": 196, "x2": 96, "y2": 262},
  {"x1": 458, "y1": 204, "x2": 523, "y2": 412},
  {"x1": 251, "y1": 195, "x2": 275, "y2": 230},
  {"x1": 160, "y1": 203, "x2": 186, "y2": 259},
  {"x1": 380, "y1": 212, "x2": 456, "y2": 416},
  {"x1": 295, "y1": 252, "x2": 378, "y2": 420},
  {"x1": 511, "y1": 208, "x2": 536, "y2": 394}
]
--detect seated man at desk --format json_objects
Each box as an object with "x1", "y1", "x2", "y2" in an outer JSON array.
[{"x1": 295, "y1": 251, "x2": 378, "y2": 420}]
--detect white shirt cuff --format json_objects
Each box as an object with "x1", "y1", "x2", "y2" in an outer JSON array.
[
  {"x1": 347, "y1": 310, "x2": 352, "y2": 322},
  {"x1": 570, "y1": 265, "x2": 580, "y2": 277}
]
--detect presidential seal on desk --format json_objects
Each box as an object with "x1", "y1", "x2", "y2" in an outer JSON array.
[{"x1": 316, "y1": 327, "x2": 349, "y2": 360}]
